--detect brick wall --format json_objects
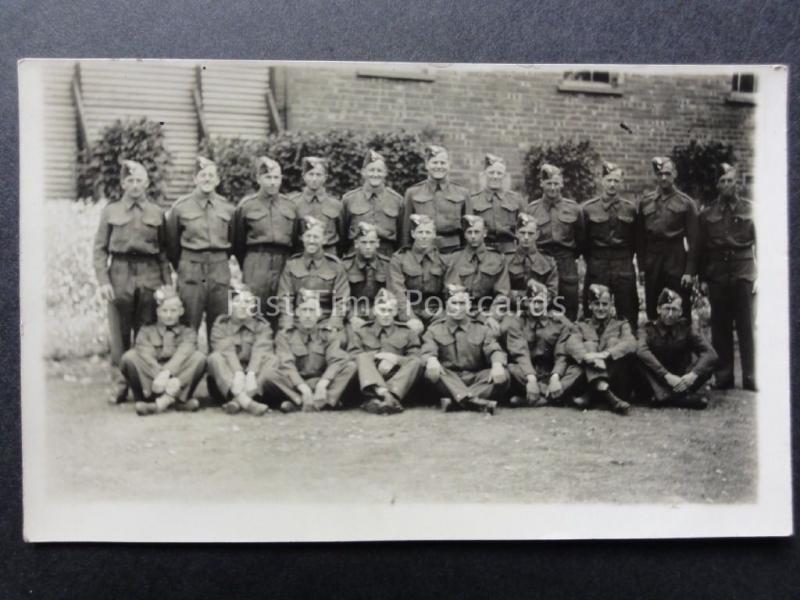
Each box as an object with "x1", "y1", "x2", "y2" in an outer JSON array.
[{"x1": 283, "y1": 65, "x2": 754, "y2": 199}]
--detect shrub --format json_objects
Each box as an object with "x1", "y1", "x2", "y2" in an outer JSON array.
[
  {"x1": 671, "y1": 139, "x2": 737, "y2": 206},
  {"x1": 200, "y1": 129, "x2": 428, "y2": 202},
  {"x1": 522, "y1": 139, "x2": 600, "y2": 203},
  {"x1": 77, "y1": 118, "x2": 173, "y2": 204}
]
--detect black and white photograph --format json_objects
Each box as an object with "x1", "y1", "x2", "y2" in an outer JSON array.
[{"x1": 19, "y1": 60, "x2": 790, "y2": 541}]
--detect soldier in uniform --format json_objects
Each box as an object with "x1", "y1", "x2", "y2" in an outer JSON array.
[
  {"x1": 206, "y1": 286, "x2": 280, "y2": 416},
  {"x1": 504, "y1": 213, "x2": 559, "y2": 311},
  {"x1": 262, "y1": 290, "x2": 357, "y2": 412},
  {"x1": 697, "y1": 163, "x2": 756, "y2": 390},
  {"x1": 638, "y1": 157, "x2": 699, "y2": 320},
  {"x1": 341, "y1": 149, "x2": 405, "y2": 256},
  {"x1": 444, "y1": 214, "x2": 510, "y2": 333},
  {"x1": 93, "y1": 160, "x2": 171, "y2": 404},
  {"x1": 348, "y1": 289, "x2": 423, "y2": 415},
  {"x1": 582, "y1": 162, "x2": 640, "y2": 327},
  {"x1": 524, "y1": 164, "x2": 584, "y2": 321},
  {"x1": 420, "y1": 284, "x2": 510, "y2": 414},
  {"x1": 165, "y1": 157, "x2": 235, "y2": 340},
  {"x1": 342, "y1": 222, "x2": 391, "y2": 333},
  {"x1": 291, "y1": 156, "x2": 343, "y2": 255},
  {"x1": 401, "y1": 145, "x2": 469, "y2": 256},
  {"x1": 276, "y1": 216, "x2": 350, "y2": 331},
  {"x1": 636, "y1": 288, "x2": 717, "y2": 409},
  {"x1": 120, "y1": 286, "x2": 206, "y2": 416},
  {"x1": 387, "y1": 214, "x2": 448, "y2": 333},
  {"x1": 504, "y1": 280, "x2": 581, "y2": 407},
  {"x1": 565, "y1": 284, "x2": 636, "y2": 415},
  {"x1": 467, "y1": 153, "x2": 526, "y2": 254},
  {"x1": 232, "y1": 156, "x2": 298, "y2": 325}
]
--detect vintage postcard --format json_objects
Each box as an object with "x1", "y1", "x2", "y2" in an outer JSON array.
[{"x1": 19, "y1": 60, "x2": 791, "y2": 541}]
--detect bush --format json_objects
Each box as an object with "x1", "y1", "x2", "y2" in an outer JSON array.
[
  {"x1": 522, "y1": 139, "x2": 600, "y2": 203},
  {"x1": 77, "y1": 118, "x2": 173, "y2": 204},
  {"x1": 671, "y1": 139, "x2": 737, "y2": 206},
  {"x1": 200, "y1": 130, "x2": 428, "y2": 202},
  {"x1": 46, "y1": 200, "x2": 108, "y2": 359}
]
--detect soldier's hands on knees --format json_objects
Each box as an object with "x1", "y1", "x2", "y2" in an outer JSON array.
[
  {"x1": 592, "y1": 358, "x2": 607, "y2": 370},
  {"x1": 98, "y1": 283, "x2": 115, "y2": 303},
  {"x1": 425, "y1": 357, "x2": 442, "y2": 382},
  {"x1": 548, "y1": 373, "x2": 563, "y2": 398},
  {"x1": 526, "y1": 375, "x2": 540, "y2": 402},
  {"x1": 153, "y1": 369, "x2": 171, "y2": 393},
  {"x1": 313, "y1": 379, "x2": 329, "y2": 405},
  {"x1": 164, "y1": 377, "x2": 181, "y2": 397},
  {"x1": 664, "y1": 372, "x2": 682, "y2": 390},
  {"x1": 407, "y1": 318, "x2": 424, "y2": 335},
  {"x1": 245, "y1": 370, "x2": 258, "y2": 396},
  {"x1": 232, "y1": 370, "x2": 246, "y2": 397},
  {"x1": 490, "y1": 362, "x2": 508, "y2": 385},
  {"x1": 377, "y1": 360, "x2": 394, "y2": 376},
  {"x1": 298, "y1": 383, "x2": 314, "y2": 407}
]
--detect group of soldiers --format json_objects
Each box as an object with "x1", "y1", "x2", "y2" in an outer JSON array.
[{"x1": 93, "y1": 143, "x2": 756, "y2": 416}]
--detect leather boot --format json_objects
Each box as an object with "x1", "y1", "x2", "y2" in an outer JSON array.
[{"x1": 600, "y1": 389, "x2": 630, "y2": 415}]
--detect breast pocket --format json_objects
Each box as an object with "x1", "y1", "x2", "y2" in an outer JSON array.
[
  {"x1": 107, "y1": 213, "x2": 133, "y2": 248},
  {"x1": 614, "y1": 212, "x2": 635, "y2": 241},
  {"x1": 666, "y1": 202, "x2": 687, "y2": 233},
  {"x1": 587, "y1": 212, "x2": 610, "y2": 241},
  {"x1": 181, "y1": 212, "x2": 207, "y2": 244},
  {"x1": 731, "y1": 214, "x2": 754, "y2": 245},
  {"x1": 401, "y1": 261, "x2": 423, "y2": 289},
  {"x1": 554, "y1": 211, "x2": 578, "y2": 243},
  {"x1": 435, "y1": 198, "x2": 463, "y2": 232},
  {"x1": 376, "y1": 202, "x2": 400, "y2": 239}
]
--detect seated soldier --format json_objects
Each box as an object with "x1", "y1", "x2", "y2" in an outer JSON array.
[
  {"x1": 636, "y1": 288, "x2": 717, "y2": 409},
  {"x1": 565, "y1": 284, "x2": 636, "y2": 415},
  {"x1": 505, "y1": 213, "x2": 559, "y2": 311},
  {"x1": 206, "y1": 285, "x2": 279, "y2": 416},
  {"x1": 444, "y1": 214, "x2": 510, "y2": 334},
  {"x1": 348, "y1": 288, "x2": 423, "y2": 415},
  {"x1": 120, "y1": 285, "x2": 206, "y2": 416},
  {"x1": 262, "y1": 289, "x2": 358, "y2": 413},
  {"x1": 504, "y1": 279, "x2": 580, "y2": 407},
  {"x1": 420, "y1": 284, "x2": 509, "y2": 415},
  {"x1": 342, "y1": 222, "x2": 390, "y2": 333},
  {"x1": 387, "y1": 214, "x2": 448, "y2": 333},
  {"x1": 276, "y1": 216, "x2": 349, "y2": 332}
]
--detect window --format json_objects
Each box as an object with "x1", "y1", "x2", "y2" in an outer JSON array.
[
  {"x1": 727, "y1": 73, "x2": 757, "y2": 105},
  {"x1": 558, "y1": 71, "x2": 623, "y2": 95}
]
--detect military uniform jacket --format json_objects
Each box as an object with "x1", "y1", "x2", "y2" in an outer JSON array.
[
  {"x1": 275, "y1": 325, "x2": 348, "y2": 386},
  {"x1": 291, "y1": 188, "x2": 343, "y2": 251},
  {"x1": 697, "y1": 195, "x2": 756, "y2": 283},
  {"x1": 637, "y1": 318, "x2": 717, "y2": 381},
  {"x1": 276, "y1": 252, "x2": 350, "y2": 326},
  {"x1": 133, "y1": 322, "x2": 198, "y2": 374},
  {"x1": 504, "y1": 313, "x2": 572, "y2": 378},
  {"x1": 401, "y1": 179, "x2": 469, "y2": 250},
  {"x1": 165, "y1": 189, "x2": 234, "y2": 268},
  {"x1": 93, "y1": 194, "x2": 170, "y2": 286},
  {"x1": 420, "y1": 318, "x2": 507, "y2": 372},
  {"x1": 342, "y1": 252, "x2": 390, "y2": 315},
  {"x1": 505, "y1": 248, "x2": 559, "y2": 301},
  {"x1": 467, "y1": 189, "x2": 526, "y2": 253},
  {"x1": 638, "y1": 187, "x2": 699, "y2": 275},
  {"x1": 232, "y1": 189, "x2": 298, "y2": 264},
  {"x1": 209, "y1": 313, "x2": 275, "y2": 374},
  {"x1": 347, "y1": 320, "x2": 421, "y2": 355},
  {"x1": 582, "y1": 194, "x2": 639, "y2": 257},
  {"x1": 341, "y1": 185, "x2": 404, "y2": 251},
  {"x1": 444, "y1": 245, "x2": 510, "y2": 307},
  {"x1": 524, "y1": 196, "x2": 584, "y2": 257},
  {"x1": 387, "y1": 246, "x2": 448, "y2": 320},
  {"x1": 565, "y1": 317, "x2": 636, "y2": 363}
]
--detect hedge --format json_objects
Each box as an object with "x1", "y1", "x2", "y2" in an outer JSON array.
[
  {"x1": 671, "y1": 139, "x2": 737, "y2": 205},
  {"x1": 522, "y1": 139, "x2": 600, "y2": 203}
]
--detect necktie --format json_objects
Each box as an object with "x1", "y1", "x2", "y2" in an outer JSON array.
[
  {"x1": 364, "y1": 260, "x2": 376, "y2": 294},
  {"x1": 161, "y1": 327, "x2": 176, "y2": 359}
]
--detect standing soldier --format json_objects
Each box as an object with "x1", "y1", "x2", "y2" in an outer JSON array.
[
  {"x1": 232, "y1": 156, "x2": 298, "y2": 324},
  {"x1": 342, "y1": 222, "x2": 391, "y2": 331},
  {"x1": 565, "y1": 284, "x2": 636, "y2": 415},
  {"x1": 291, "y1": 156, "x2": 342, "y2": 255},
  {"x1": 401, "y1": 145, "x2": 469, "y2": 256},
  {"x1": 582, "y1": 162, "x2": 640, "y2": 327},
  {"x1": 165, "y1": 157, "x2": 234, "y2": 340},
  {"x1": 636, "y1": 288, "x2": 717, "y2": 408},
  {"x1": 341, "y1": 149, "x2": 405, "y2": 256},
  {"x1": 444, "y1": 215, "x2": 510, "y2": 332},
  {"x1": 505, "y1": 213, "x2": 559, "y2": 310},
  {"x1": 420, "y1": 284, "x2": 510, "y2": 414},
  {"x1": 525, "y1": 164, "x2": 584, "y2": 321},
  {"x1": 697, "y1": 163, "x2": 756, "y2": 390},
  {"x1": 348, "y1": 289, "x2": 423, "y2": 415},
  {"x1": 468, "y1": 153, "x2": 526, "y2": 254},
  {"x1": 638, "y1": 156, "x2": 699, "y2": 320},
  {"x1": 276, "y1": 216, "x2": 350, "y2": 332},
  {"x1": 388, "y1": 214, "x2": 448, "y2": 333},
  {"x1": 504, "y1": 280, "x2": 581, "y2": 407},
  {"x1": 94, "y1": 160, "x2": 171, "y2": 404}
]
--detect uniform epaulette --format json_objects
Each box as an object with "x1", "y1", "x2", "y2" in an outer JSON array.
[
  {"x1": 376, "y1": 252, "x2": 391, "y2": 262},
  {"x1": 560, "y1": 197, "x2": 578, "y2": 205},
  {"x1": 289, "y1": 252, "x2": 304, "y2": 259},
  {"x1": 385, "y1": 187, "x2": 403, "y2": 199},
  {"x1": 583, "y1": 196, "x2": 601, "y2": 207},
  {"x1": 342, "y1": 251, "x2": 356, "y2": 260},
  {"x1": 323, "y1": 252, "x2": 342, "y2": 263},
  {"x1": 642, "y1": 190, "x2": 658, "y2": 200},
  {"x1": 620, "y1": 197, "x2": 637, "y2": 208},
  {"x1": 236, "y1": 192, "x2": 259, "y2": 208},
  {"x1": 341, "y1": 188, "x2": 359, "y2": 200},
  {"x1": 393, "y1": 320, "x2": 409, "y2": 328}
]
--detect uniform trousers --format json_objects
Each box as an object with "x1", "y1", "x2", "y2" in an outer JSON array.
[
  {"x1": 205, "y1": 352, "x2": 281, "y2": 403},
  {"x1": 260, "y1": 362, "x2": 359, "y2": 409},
  {"x1": 177, "y1": 250, "x2": 231, "y2": 340},
  {"x1": 120, "y1": 349, "x2": 206, "y2": 404},
  {"x1": 708, "y1": 279, "x2": 756, "y2": 388},
  {"x1": 356, "y1": 353, "x2": 423, "y2": 402}
]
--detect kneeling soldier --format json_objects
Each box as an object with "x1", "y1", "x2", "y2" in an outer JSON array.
[
  {"x1": 120, "y1": 286, "x2": 206, "y2": 416},
  {"x1": 342, "y1": 222, "x2": 391, "y2": 333},
  {"x1": 348, "y1": 289, "x2": 423, "y2": 415},
  {"x1": 504, "y1": 280, "x2": 580, "y2": 407},
  {"x1": 636, "y1": 288, "x2": 717, "y2": 409},
  {"x1": 565, "y1": 284, "x2": 636, "y2": 415},
  {"x1": 207, "y1": 286, "x2": 279, "y2": 416},
  {"x1": 420, "y1": 284, "x2": 509, "y2": 414},
  {"x1": 263, "y1": 290, "x2": 357, "y2": 412}
]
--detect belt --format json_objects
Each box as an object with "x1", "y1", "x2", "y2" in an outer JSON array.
[
  {"x1": 180, "y1": 249, "x2": 229, "y2": 263},
  {"x1": 110, "y1": 252, "x2": 160, "y2": 261},
  {"x1": 588, "y1": 247, "x2": 633, "y2": 259},
  {"x1": 247, "y1": 243, "x2": 292, "y2": 252},
  {"x1": 706, "y1": 247, "x2": 754, "y2": 260},
  {"x1": 541, "y1": 246, "x2": 578, "y2": 260}
]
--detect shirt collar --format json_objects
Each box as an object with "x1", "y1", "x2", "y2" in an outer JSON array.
[
  {"x1": 363, "y1": 183, "x2": 385, "y2": 197},
  {"x1": 303, "y1": 187, "x2": 323, "y2": 201},
  {"x1": 543, "y1": 195, "x2": 560, "y2": 209},
  {"x1": 303, "y1": 251, "x2": 324, "y2": 267},
  {"x1": 156, "y1": 323, "x2": 177, "y2": 336},
  {"x1": 412, "y1": 245, "x2": 434, "y2": 260},
  {"x1": 602, "y1": 194, "x2": 619, "y2": 209},
  {"x1": 193, "y1": 189, "x2": 217, "y2": 209},
  {"x1": 233, "y1": 317, "x2": 257, "y2": 332},
  {"x1": 355, "y1": 254, "x2": 376, "y2": 269},
  {"x1": 446, "y1": 318, "x2": 467, "y2": 333},
  {"x1": 258, "y1": 188, "x2": 279, "y2": 202},
  {"x1": 426, "y1": 178, "x2": 447, "y2": 193},
  {"x1": 122, "y1": 194, "x2": 142, "y2": 210}
]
